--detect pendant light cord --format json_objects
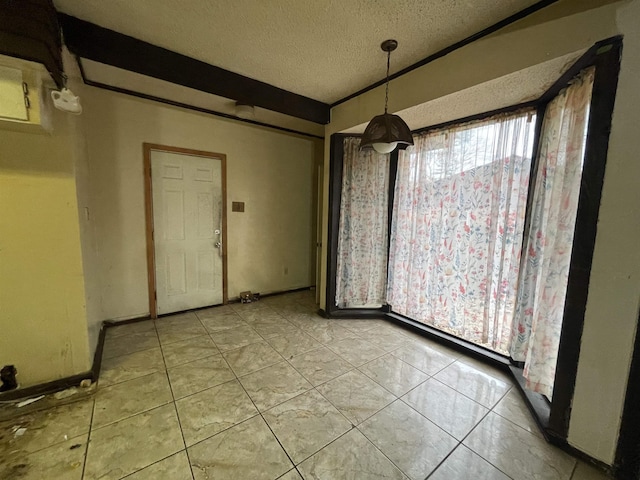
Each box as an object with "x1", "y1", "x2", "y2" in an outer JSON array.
[{"x1": 384, "y1": 50, "x2": 390, "y2": 114}]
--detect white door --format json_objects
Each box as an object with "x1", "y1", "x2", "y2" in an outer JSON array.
[{"x1": 151, "y1": 150, "x2": 224, "y2": 314}]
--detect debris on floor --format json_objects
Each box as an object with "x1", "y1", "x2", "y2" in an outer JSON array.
[
  {"x1": 53, "y1": 387, "x2": 78, "y2": 400},
  {"x1": 16, "y1": 395, "x2": 44, "y2": 408},
  {"x1": 239, "y1": 290, "x2": 261, "y2": 303}
]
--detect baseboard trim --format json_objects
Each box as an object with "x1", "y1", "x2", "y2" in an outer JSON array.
[
  {"x1": 0, "y1": 325, "x2": 108, "y2": 401},
  {"x1": 0, "y1": 320, "x2": 114, "y2": 402}
]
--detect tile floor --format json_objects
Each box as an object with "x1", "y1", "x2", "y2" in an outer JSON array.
[{"x1": 0, "y1": 291, "x2": 612, "y2": 479}]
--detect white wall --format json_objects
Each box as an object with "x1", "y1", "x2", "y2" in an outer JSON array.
[
  {"x1": 320, "y1": 0, "x2": 639, "y2": 465},
  {"x1": 568, "y1": 0, "x2": 640, "y2": 462},
  {"x1": 75, "y1": 86, "x2": 320, "y2": 323}
]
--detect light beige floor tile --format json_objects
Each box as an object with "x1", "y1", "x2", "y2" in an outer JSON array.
[
  {"x1": 285, "y1": 312, "x2": 322, "y2": 329},
  {"x1": 288, "y1": 346, "x2": 354, "y2": 386},
  {"x1": 161, "y1": 335, "x2": 219, "y2": 368},
  {"x1": 0, "y1": 434, "x2": 88, "y2": 480},
  {"x1": 0, "y1": 400, "x2": 93, "y2": 455},
  {"x1": 338, "y1": 319, "x2": 389, "y2": 334},
  {"x1": 434, "y1": 361, "x2": 511, "y2": 408},
  {"x1": 298, "y1": 429, "x2": 406, "y2": 480},
  {"x1": 126, "y1": 451, "x2": 193, "y2": 480},
  {"x1": 392, "y1": 341, "x2": 457, "y2": 375},
  {"x1": 317, "y1": 370, "x2": 395, "y2": 425},
  {"x1": 210, "y1": 325, "x2": 263, "y2": 351},
  {"x1": 279, "y1": 469, "x2": 304, "y2": 480},
  {"x1": 103, "y1": 330, "x2": 160, "y2": 359},
  {"x1": 99, "y1": 347, "x2": 165, "y2": 387},
  {"x1": 236, "y1": 307, "x2": 282, "y2": 323},
  {"x1": 572, "y1": 461, "x2": 613, "y2": 480},
  {"x1": 304, "y1": 322, "x2": 358, "y2": 344},
  {"x1": 156, "y1": 317, "x2": 209, "y2": 345},
  {"x1": 92, "y1": 372, "x2": 172, "y2": 428},
  {"x1": 176, "y1": 380, "x2": 258, "y2": 446},
  {"x1": 263, "y1": 389, "x2": 351, "y2": 464},
  {"x1": 359, "y1": 354, "x2": 429, "y2": 396},
  {"x1": 223, "y1": 341, "x2": 283, "y2": 376},
  {"x1": 464, "y1": 412, "x2": 576, "y2": 480},
  {"x1": 195, "y1": 305, "x2": 235, "y2": 319},
  {"x1": 251, "y1": 317, "x2": 297, "y2": 338},
  {"x1": 402, "y1": 378, "x2": 488, "y2": 440},
  {"x1": 105, "y1": 320, "x2": 156, "y2": 338},
  {"x1": 359, "y1": 400, "x2": 457, "y2": 480},
  {"x1": 493, "y1": 389, "x2": 543, "y2": 437},
  {"x1": 167, "y1": 354, "x2": 235, "y2": 399},
  {"x1": 265, "y1": 330, "x2": 322, "y2": 359},
  {"x1": 156, "y1": 311, "x2": 199, "y2": 323},
  {"x1": 84, "y1": 404, "x2": 184, "y2": 480},
  {"x1": 326, "y1": 337, "x2": 386, "y2": 367},
  {"x1": 429, "y1": 445, "x2": 510, "y2": 480},
  {"x1": 456, "y1": 356, "x2": 513, "y2": 384},
  {"x1": 189, "y1": 415, "x2": 293, "y2": 480},
  {"x1": 357, "y1": 329, "x2": 411, "y2": 352},
  {"x1": 199, "y1": 312, "x2": 247, "y2": 333},
  {"x1": 239, "y1": 361, "x2": 312, "y2": 411}
]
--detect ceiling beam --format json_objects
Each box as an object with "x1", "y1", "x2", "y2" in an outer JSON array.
[
  {"x1": 58, "y1": 14, "x2": 330, "y2": 124},
  {"x1": 0, "y1": 0, "x2": 64, "y2": 88}
]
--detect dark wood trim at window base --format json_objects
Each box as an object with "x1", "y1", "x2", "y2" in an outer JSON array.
[{"x1": 323, "y1": 306, "x2": 614, "y2": 476}]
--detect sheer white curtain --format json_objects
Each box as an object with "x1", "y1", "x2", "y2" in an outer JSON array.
[
  {"x1": 510, "y1": 68, "x2": 595, "y2": 397},
  {"x1": 335, "y1": 137, "x2": 389, "y2": 308},
  {"x1": 387, "y1": 112, "x2": 536, "y2": 353}
]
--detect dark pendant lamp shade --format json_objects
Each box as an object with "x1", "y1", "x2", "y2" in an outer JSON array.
[
  {"x1": 360, "y1": 113, "x2": 414, "y2": 153},
  {"x1": 360, "y1": 39, "x2": 413, "y2": 154}
]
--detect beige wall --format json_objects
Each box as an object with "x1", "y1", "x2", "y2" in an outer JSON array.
[
  {"x1": 0, "y1": 109, "x2": 91, "y2": 387},
  {"x1": 320, "y1": 0, "x2": 639, "y2": 465},
  {"x1": 76, "y1": 86, "x2": 320, "y2": 322}
]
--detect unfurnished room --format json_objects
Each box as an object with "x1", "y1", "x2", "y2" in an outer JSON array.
[{"x1": 0, "y1": 0, "x2": 639, "y2": 479}]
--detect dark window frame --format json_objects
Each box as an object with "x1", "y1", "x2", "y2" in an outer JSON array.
[{"x1": 323, "y1": 36, "x2": 623, "y2": 472}]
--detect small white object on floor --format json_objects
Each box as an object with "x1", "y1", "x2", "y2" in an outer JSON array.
[
  {"x1": 14, "y1": 427, "x2": 27, "y2": 437},
  {"x1": 80, "y1": 379, "x2": 92, "y2": 388},
  {"x1": 16, "y1": 395, "x2": 45, "y2": 408},
  {"x1": 54, "y1": 387, "x2": 78, "y2": 400}
]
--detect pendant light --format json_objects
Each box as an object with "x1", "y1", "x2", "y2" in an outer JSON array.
[{"x1": 360, "y1": 39, "x2": 413, "y2": 154}]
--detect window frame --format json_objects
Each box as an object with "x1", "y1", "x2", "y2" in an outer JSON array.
[{"x1": 323, "y1": 36, "x2": 622, "y2": 467}]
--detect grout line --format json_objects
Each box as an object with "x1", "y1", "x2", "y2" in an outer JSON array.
[
  {"x1": 156, "y1": 326, "x2": 193, "y2": 476},
  {"x1": 80, "y1": 396, "x2": 97, "y2": 479},
  {"x1": 231, "y1": 367, "x2": 299, "y2": 472},
  {"x1": 154, "y1": 321, "x2": 196, "y2": 479}
]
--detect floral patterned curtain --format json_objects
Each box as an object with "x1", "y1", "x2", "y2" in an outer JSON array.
[
  {"x1": 387, "y1": 112, "x2": 536, "y2": 353},
  {"x1": 335, "y1": 137, "x2": 390, "y2": 308},
  {"x1": 510, "y1": 68, "x2": 595, "y2": 398}
]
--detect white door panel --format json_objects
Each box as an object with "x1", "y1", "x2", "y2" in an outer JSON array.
[{"x1": 151, "y1": 150, "x2": 223, "y2": 314}]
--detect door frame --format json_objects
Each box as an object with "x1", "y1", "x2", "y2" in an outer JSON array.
[{"x1": 143, "y1": 142, "x2": 228, "y2": 318}]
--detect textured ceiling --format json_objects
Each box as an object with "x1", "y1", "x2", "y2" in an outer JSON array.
[{"x1": 54, "y1": 0, "x2": 540, "y2": 104}]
